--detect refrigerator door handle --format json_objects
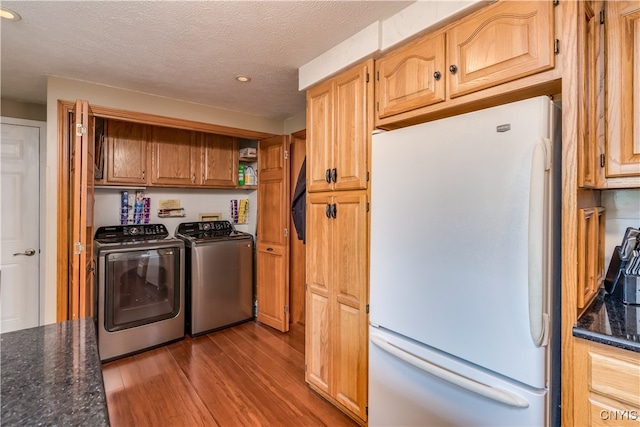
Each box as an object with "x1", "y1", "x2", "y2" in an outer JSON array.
[
  {"x1": 370, "y1": 335, "x2": 530, "y2": 409},
  {"x1": 528, "y1": 137, "x2": 551, "y2": 348}
]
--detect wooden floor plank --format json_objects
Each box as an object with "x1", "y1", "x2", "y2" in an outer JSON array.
[
  {"x1": 102, "y1": 321, "x2": 357, "y2": 427},
  {"x1": 106, "y1": 346, "x2": 219, "y2": 427},
  {"x1": 168, "y1": 336, "x2": 269, "y2": 426}
]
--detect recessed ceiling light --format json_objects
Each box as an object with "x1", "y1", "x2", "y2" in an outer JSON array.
[
  {"x1": 0, "y1": 7, "x2": 21, "y2": 21},
  {"x1": 235, "y1": 75, "x2": 251, "y2": 83}
]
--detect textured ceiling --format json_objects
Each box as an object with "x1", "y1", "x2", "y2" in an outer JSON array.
[{"x1": 1, "y1": 1, "x2": 414, "y2": 121}]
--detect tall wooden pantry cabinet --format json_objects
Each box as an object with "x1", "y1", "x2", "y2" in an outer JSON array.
[{"x1": 305, "y1": 59, "x2": 372, "y2": 424}]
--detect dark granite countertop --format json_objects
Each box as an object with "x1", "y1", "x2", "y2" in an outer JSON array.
[
  {"x1": 1, "y1": 318, "x2": 110, "y2": 426},
  {"x1": 573, "y1": 288, "x2": 640, "y2": 353}
]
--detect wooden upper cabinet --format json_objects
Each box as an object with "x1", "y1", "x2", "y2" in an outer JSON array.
[
  {"x1": 201, "y1": 132, "x2": 237, "y2": 187},
  {"x1": 333, "y1": 64, "x2": 370, "y2": 192},
  {"x1": 307, "y1": 79, "x2": 334, "y2": 193},
  {"x1": 605, "y1": 1, "x2": 640, "y2": 178},
  {"x1": 577, "y1": 0, "x2": 603, "y2": 188},
  {"x1": 447, "y1": 1, "x2": 554, "y2": 98},
  {"x1": 150, "y1": 127, "x2": 199, "y2": 186},
  {"x1": 99, "y1": 118, "x2": 244, "y2": 188},
  {"x1": 376, "y1": 32, "x2": 446, "y2": 119},
  {"x1": 307, "y1": 60, "x2": 371, "y2": 193},
  {"x1": 374, "y1": 1, "x2": 555, "y2": 123},
  {"x1": 105, "y1": 120, "x2": 149, "y2": 185}
]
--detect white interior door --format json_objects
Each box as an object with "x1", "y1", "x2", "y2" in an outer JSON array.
[{"x1": 1, "y1": 122, "x2": 41, "y2": 333}]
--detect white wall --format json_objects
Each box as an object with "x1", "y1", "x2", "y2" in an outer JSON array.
[
  {"x1": 602, "y1": 189, "x2": 640, "y2": 269},
  {"x1": 283, "y1": 110, "x2": 306, "y2": 136},
  {"x1": 93, "y1": 188, "x2": 257, "y2": 237},
  {"x1": 43, "y1": 77, "x2": 286, "y2": 324}
]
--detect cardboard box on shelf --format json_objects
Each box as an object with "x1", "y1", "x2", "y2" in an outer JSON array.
[{"x1": 239, "y1": 147, "x2": 256, "y2": 158}]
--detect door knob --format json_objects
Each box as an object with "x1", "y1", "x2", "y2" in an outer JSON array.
[{"x1": 13, "y1": 249, "x2": 36, "y2": 257}]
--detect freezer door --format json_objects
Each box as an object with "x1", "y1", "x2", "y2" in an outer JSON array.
[
  {"x1": 370, "y1": 96, "x2": 555, "y2": 389},
  {"x1": 369, "y1": 326, "x2": 547, "y2": 427}
]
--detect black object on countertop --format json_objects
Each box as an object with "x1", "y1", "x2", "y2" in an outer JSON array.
[
  {"x1": 574, "y1": 288, "x2": 640, "y2": 353},
  {"x1": 1, "y1": 318, "x2": 110, "y2": 426},
  {"x1": 604, "y1": 227, "x2": 640, "y2": 304}
]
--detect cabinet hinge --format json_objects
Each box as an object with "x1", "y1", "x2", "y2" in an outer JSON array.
[
  {"x1": 366, "y1": 73, "x2": 370, "y2": 83},
  {"x1": 74, "y1": 242, "x2": 85, "y2": 255},
  {"x1": 284, "y1": 228, "x2": 289, "y2": 237},
  {"x1": 284, "y1": 150, "x2": 289, "y2": 160},
  {"x1": 304, "y1": 364, "x2": 307, "y2": 372},
  {"x1": 366, "y1": 304, "x2": 370, "y2": 314},
  {"x1": 600, "y1": 154, "x2": 605, "y2": 168},
  {"x1": 376, "y1": 71, "x2": 379, "y2": 81},
  {"x1": 553, "y1": 0, "x2": 559, "y2": 6},
  {"x1": 599, "y1": 9, "x2": 604, "y2": 25},
  {"x1": 554, "y1": 39, "x2": 560, "y2": 55},
  {"x1": 376, "y1": 101, "x2": 379, "y2": 112},
  {"x1": 366, "y1": 405, "x2": 369, "y2": 416},
  {"x1": 75, "y1": 123, "x2": 87, "y2": 136},
  {"x1": 366, "y1": 202, "x2": 370, "y2": 212},
  {"x1": 284, "y1": 305, "x2": 289, "y2": 314},
  {"x1": 305, "y1": 283, "x2": 308, "y2": 291},
  {"x1": 366, "y1": 171, "x2": 370, "y2": 182}
]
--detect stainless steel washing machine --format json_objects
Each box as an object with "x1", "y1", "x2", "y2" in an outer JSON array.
[
  {"x1": 94, "y1": 224, "x2": 184, "y2": 362},
  {"x1": 175, "y1": 220, "x2": 254, "y2": 336}
]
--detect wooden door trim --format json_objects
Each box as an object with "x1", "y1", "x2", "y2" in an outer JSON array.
[
  {"x1": 57, "y1": 101, "x2": 72, "y2": 321},
  {"x1": 291, "y1": 129, "x2": 306, "y2": 139},
  {"x1": 60, "y1": 101, "x2": 277, "y2": 140}
]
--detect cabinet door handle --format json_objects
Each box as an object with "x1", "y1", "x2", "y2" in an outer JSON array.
[
  {"x1": 449, "y1": 64, "x2": 458, "y2": 74},
  {"x1": 331, "y1": 203, "x2": 337, "y2": 219},
  {"x1": 142, "y1": 170, "x2": 145, "y2": 180},
  {"x1": 325, "y1": 204, "x2": 332, "y2": 218},
  {"x1": 325, "y1": 169, "x2": 331, "y2": 183},
  {"x1": 192, "y1": 173, "x2": 196, "y2": 183},
  {"x1": 331, "y1": 168, "x2": 337, "y2": 183},
  {"x1": 433, "y1": 71, "x2": 442, "y2": 81},
  {"x1": 266, "y1": 247, "x2": 274, "y2": 252}
]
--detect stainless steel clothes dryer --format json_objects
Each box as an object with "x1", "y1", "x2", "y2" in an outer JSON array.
[
  {"x1": 94, "y1": 224, "x2": 184, "y2": 362},
  {"x1": 175, "y1": 221, "x2": 254, "y2": 336}
]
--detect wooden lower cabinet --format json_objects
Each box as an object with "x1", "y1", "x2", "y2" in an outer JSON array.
[
  {"x1": 574, "y1": 338, "x2": 640, "y2": 426},
  {"x1": 305, "y1": 192, "x2": 368, "y2": 424}
]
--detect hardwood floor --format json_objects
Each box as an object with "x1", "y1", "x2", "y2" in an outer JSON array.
[{"x1": 101, "y1": 321, "x2": 358, "y2": 427}]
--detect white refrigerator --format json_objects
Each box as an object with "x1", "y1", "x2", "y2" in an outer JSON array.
[{"x1": 369, "y1": 96, "x2": 561, "y2": 426}]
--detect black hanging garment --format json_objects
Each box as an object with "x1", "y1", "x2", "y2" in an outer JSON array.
[{"x1": 291, "y1": 157, "x2": 306, "y2": 243}]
